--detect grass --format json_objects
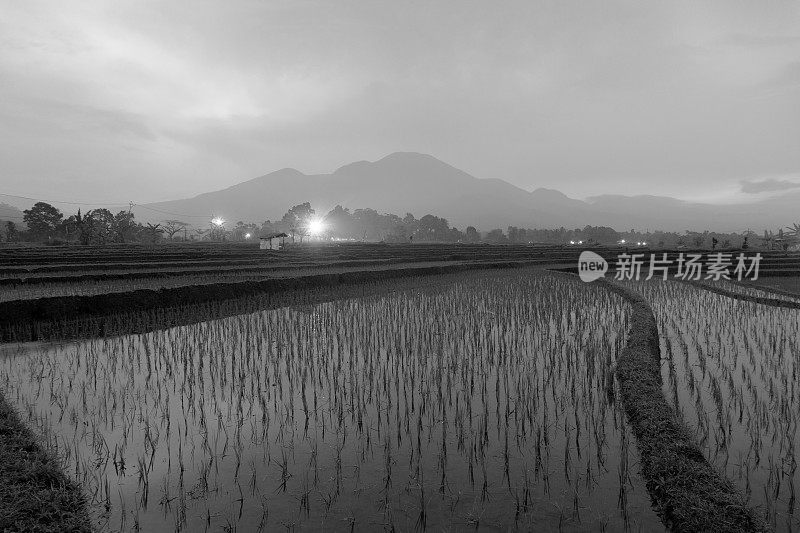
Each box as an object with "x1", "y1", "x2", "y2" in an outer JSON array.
[
  {"x1": 685, "y1": 279, "x2": 800, "y2": 309},
  {"x1": 0, "y1": 391, "x2": 91, "y2": 532},
  {"x1": 0, "y1": 260, "x2": 535, "y2": 342},
  {"x1": 1, "y1": 243, "x2": 794, "y2": 530},
  {"x1": 1, "y1": 269, "x2": 662, "y2": 531},
  {"x1": 597, "y1": 278, "x2": 767, "y2": 532},
  {"x1": 743, "y1": 276, "x2": 800, "y2": 298}
]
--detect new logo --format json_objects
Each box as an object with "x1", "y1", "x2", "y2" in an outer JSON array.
[{"x1": 578, "y1": 251, "x2": 608, "y2": 282}]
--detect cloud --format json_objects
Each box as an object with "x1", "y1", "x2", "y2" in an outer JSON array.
[
  {"x1": 740, "y1": 177, "x2": 800, "y2": 194},
  {"x1": 1, "y1": 1, "x2": 800, "y2": 203}
]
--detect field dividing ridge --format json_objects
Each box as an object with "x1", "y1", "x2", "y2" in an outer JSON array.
[{"x1": 597, "y1": 277, "x2": 767, "y2": 532}]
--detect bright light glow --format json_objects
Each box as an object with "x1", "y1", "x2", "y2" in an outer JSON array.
[
  {"x1": 245, "y1": 233, "x2": 251, "y2": 239},
  {"x1": 578, "y1": 240, "x2": 583, "y2": 244},
  {"x1": 211, "y1": 217, "x2": 225, "y2": 227},
  {"x1": 307, "y1": 218, "x2": 326, "y2": 236},
  {"x1": 569, "y1": 240, "x2": 575, "y2": 245},
  {"x1": 620, "y1": 239, "x2": 626, "y2": 244},
  {"x1": 642, "y1": 241, "x2": 647, "y2": 246}
]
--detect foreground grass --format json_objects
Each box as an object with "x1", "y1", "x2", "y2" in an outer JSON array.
[
  {"x1": 744, "y1": 276, "x2": 800, "y2": 298},
  {"x1": 0, "y1": 392, "x2": 91, "y2": 532},
  {"x1": 0, "y1": 261, "x2": 535, "y2": 342},
  {"x1": 600, "y1": 279, "x2": 767, "y2": 532}
]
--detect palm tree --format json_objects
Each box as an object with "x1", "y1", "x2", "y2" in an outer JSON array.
[
  {"x1": 761, "y1": 230, "x2": 775, "y2": 250},
  {"x1": 785, "y1": 223, "x2": 800, "y2": 249},
  {"x1": 145, "y1": 223, "x2": 163, "y2": 243}
]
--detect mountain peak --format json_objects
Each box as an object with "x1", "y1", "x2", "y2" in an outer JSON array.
[
  {"x1": 378, "y1": 151, "x2": 441, "y2": 163},
  {"x1": 272, "y1": 167, "x2": 304, "y2": 176},
  {"x1": 137, "y1": 152, "x2": 799, "y2": 232},
  {"x1": 333, "y1": 152, "x2": 459, "y2": 177}
]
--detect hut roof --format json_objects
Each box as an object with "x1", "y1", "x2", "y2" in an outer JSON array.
[{"x1": 260, "y1": 232, "x2": 288, "y2": 239}]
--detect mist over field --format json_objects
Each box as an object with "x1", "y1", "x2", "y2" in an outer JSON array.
[{"x1": 135, "y1": 152, "x2": 800, "y2": 232}]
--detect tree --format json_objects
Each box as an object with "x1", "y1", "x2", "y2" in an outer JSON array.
[
  {"x1": 163, "y1": 220, "x2": 189, "y2": 240},
  {"x1": 112, "y1": 211, "x2": 139, "y2": 243},
  {"x1": 84, "y1": 208, "x2": 115, "y2": 244},
  {"x1": 325, "y1": 206, "x2": 356, "y2": 239},
  {"x1": 414, "y1": 214, "x2": 451, "y2": 242},
  {"x1": 762, "y1": 230, "x2": 775, "y2": 250},
  {"x1": 281, "y1": 202, "x2": 315, "y2": 243},
  {"x1": 465, "y1": 226, "x2": 480, "y2": 243},
  {"x1": 70, "y1": 209, "x2": 91, "y2": 245},
  {"x1": 485, "y1": 228, "x2": 507, "y2": 243},
  {"x1": 448, "y1": 227, "x2": 465, "y2": 242},
  {"x1": 23, "y1": 202, "x2": 63, "y2": 240},
  {"x1": 3, "y1": 221, "x2": 18, "y2": 242},
  {"x1": 688, "y1": 232, "x2": 705, "y2": 248},
  {"x1": 784, "y1": 223, "x2": 800, "y2": 249},
  {"x1": 581, "y1": 225, "x2": 619, "y2": 245},
  {"x1": 144, "y1": 223, "x2": 163, "y2": 243},
  {"x1": 507, "y1": 226, "x2": 523, "y2": 243}
]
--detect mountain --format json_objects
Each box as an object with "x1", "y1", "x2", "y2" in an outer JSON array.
[
  {"x1": 135, "y1": 152, "x2": 799, "y2": 232},
  {"x1": 0, "y1": 203, "x2": 25, "y2": 228},
  {"x1": 583, "y1": 194, "x2": 799, "y2": 232}
]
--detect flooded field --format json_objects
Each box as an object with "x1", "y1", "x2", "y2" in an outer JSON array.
[
  {"x1": 0, "y1": 270, "x2": 660, "y2": 531},
  {"x1": 633, "y1": 280, "x2": 800, "y2": 531}
]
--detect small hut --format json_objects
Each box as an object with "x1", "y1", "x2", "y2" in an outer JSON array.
[{"x1": 259, "y1": 232, "x2": 288, "y2": 250}]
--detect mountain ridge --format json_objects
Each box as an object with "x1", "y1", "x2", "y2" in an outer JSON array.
[{"x1": 135, "y1": 152, "x2": 798, "y2": 232}]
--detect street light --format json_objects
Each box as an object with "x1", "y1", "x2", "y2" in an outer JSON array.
[
  {"x1": 210, "y1": 216, "x2": 226, "y2": 242},
  {"x1": 307, "y1": 218, "x2": 326, "y2": 236}
]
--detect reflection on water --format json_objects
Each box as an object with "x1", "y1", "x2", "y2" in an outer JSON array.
[{"x1": 1, "y1": 271, "x2": 661, "y2": 532}]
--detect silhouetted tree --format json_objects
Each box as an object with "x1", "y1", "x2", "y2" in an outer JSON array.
[
  {"x1": 85, "y1": 208, "x2": 115, "y2": 244},
  {"x1": 163, "y1": 220, "x2": 189, "y2": 240},
  {"x1": 1, "y1": 221, "x2": 18, "y2": 242},
  {"x1": 281, "y1": 202, "x2": 315, "y2": 242},
  {"x1": 485, "y1": 228, "x2": 507, "y2": 243},
  {"x1": 113, "y1": 211, "x2": 139, "y2": 243},
  {"x1": 145, "y1": 223, "x2": 164, "y2": 243},
  {"x1": 23, "y1": 202, "x2": 63, "y2": 240},
  {"x1": 414, "y1": 214, "x2": 451, "y2": 242}
]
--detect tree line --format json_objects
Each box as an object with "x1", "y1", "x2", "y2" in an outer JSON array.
[{"x1": 0, "y1": 200, "x2": 792, "y2": 250}]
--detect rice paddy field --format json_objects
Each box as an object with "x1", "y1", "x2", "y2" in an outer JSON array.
[
  {"x1": 1, "y1": 243, "x2": 800, "y2": 532},
  {"x1": 0, "y1": 270, "x2": 661, "y2": 531},
  {"x1": 632, "y1": 280, "x2": 800, "y2": 531}
]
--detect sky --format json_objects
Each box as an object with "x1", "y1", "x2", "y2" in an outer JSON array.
[{"x1": 1, "y1": 0, "x2": 799, "y2": 209}]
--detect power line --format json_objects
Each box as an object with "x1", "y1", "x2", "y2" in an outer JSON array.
[
  {"x1": 133, "y1": 204, "x2": 210, "y2": 219},
  {"x1": 1, "y1": 193, "x2": 211, "y2": 220},
  {"x1": 0, "y1": 192, "x2": 130, "y2": 207}
]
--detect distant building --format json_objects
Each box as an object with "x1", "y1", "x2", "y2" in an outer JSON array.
[{"x1": 259, "y1": 232, "x2": 288, "y2": 250}]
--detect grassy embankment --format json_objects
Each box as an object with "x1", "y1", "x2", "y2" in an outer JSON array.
[
  {"x1": 599, "y1": 278, "x2": 767, "y2": 532},
  {"x1": 0, "y1": 393, "x2": 91, "y2": 532}
]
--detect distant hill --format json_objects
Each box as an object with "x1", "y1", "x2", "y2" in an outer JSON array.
[
  {"x1": 0, "y1": 203, "x2": 25, "y2": 228},
  {"x1": 135, "y1": 152, "x2": 799, "y2": 232}
]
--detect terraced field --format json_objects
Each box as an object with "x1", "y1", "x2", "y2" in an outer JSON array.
[{"x1": 1, "y1": 242, "x2": 799, "y2": 532}]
